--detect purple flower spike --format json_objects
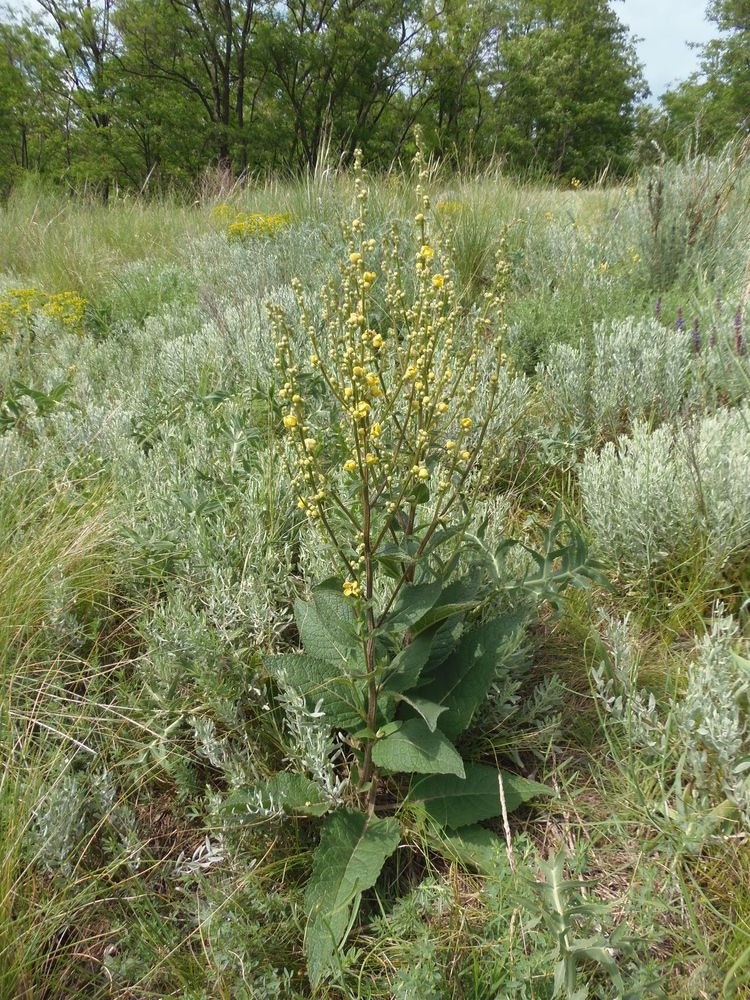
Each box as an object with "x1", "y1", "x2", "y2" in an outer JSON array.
[
  {"x1": 676, "y1": 307, "x2": 685, "y2": 332},
  {"x1": 735, "y1": 309, "x2": 746, "y2": 356},
  {"x1": 691, "y1": 317, "x2": 701, "y2": 353}
]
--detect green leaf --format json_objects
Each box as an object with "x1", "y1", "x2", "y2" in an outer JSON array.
[
  {"x1": 264, "y1": 652, "x2": 365, "y2": 731},
  {"x1": 409, "y1": 575, "x2": 480, "y2": 637},
  {"x1": 409, "y1": 763, "x2": 550, "y2": 828},
  {"x1": 372, "y1": 718, "x2": 465, "y2": 776},
  {"x1": 425, "y1": 824, "x2": 508, "y2": 876},
  {"x1": 224, "y1": 773, "x2": 330, "y2": 819},
  {"x1": 386, "y1": 580, "x2": 442, "y2": 634},
  {"x1": 396, "y1": 693, "x2": 447, "y2": 732},
  {"x1": 294, "y1": 579, "x2": 360, "y2": 666},
  {"x1": 380, "y1": 630, "x2": 435, "y2": 693},
  {"x1": 418, "y1": 613, "x2": 526, "y2": 739},
  {"x1": 305, "y1": 810, "x2": 400, "y2": 986}
]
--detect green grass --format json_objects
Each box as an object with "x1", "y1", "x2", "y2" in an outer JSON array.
[{"x1": 0, "y1": 151, "x2": 748, "y2": 997}]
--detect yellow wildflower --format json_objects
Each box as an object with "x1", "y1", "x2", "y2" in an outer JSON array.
[
  {"x1": 283, "y1": 414, "x2": 298, "y2": 429},
  {"x1": 432, "y1": 274, "x2": 445, "y2": 289},
  {"x1": 343, "y1": 579, "x2": 361, "y2": 598},
  {"x1": 343, "y1": 459, "x2": 357, "y2": 473}
]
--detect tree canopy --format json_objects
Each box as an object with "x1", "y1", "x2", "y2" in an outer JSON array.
[{"x1": 0, "y1": 0, "x2": 654, "y2": 189}]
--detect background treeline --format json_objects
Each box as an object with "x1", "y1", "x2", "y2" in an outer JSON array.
[{"x1": 0, "y1": 0, "x2": 748, "y2": 194}]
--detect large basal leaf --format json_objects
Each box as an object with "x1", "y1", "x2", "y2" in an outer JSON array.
[
  {"x1": 294, "y1": 578, "x2": 360, "y2": 667},
  {"x1": 426, "y1": 823, "x2": 508, "y2": 876},
  {"x1": 224, "y1": 773, "x2": 330, "y2": 819},
  {"x1": 305, "y1": 810, "x2": 400, "y2": 986},
  {"x1": 371, "y1": 718, "x2": 465, "y2": 777},
  {"x1": 417, "y1": 612, "x2": 526, "y2": 739},
  {"x1": 409, "y1": 762, "x2": 550, "y2": 828},
  {"x1": 264, "y1": 652, "x2": 365, "y2": 731}
]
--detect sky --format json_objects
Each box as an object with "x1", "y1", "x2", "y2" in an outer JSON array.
[
  {"x1": 4, "y1": 0, "x2": 721, "y2": 103},
  {"x1": 618, "y1": 0, "x2": 719, "y2": 99}
]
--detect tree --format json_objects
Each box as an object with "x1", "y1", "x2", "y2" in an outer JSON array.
[
  {"x1": 259, "y1": 0, "x2": 420, "y2": 172},
  {"x1": 491, "y1": 0, "x2": 647, "y2": 179},
  {"x1": 115, "y1": 0, "x2": 266, "y2": 173},
  {"x1": 659, "y1": 1, "x2": 749, "y2": 152}
]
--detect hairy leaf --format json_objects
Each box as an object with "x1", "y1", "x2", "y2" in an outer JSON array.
[
  {"x1": 409, "y1": 763, "x2": 550, "y2": 828},
  {"x1": 372, "y1": 718, "x2": 465, "y2": 776},
  {"x1": 418, "y1": 613, "x2": 526, "y2": 739},
  {"x1": 264, "y1": 652, "x2": 365, "y2": 730},
  {"x1": 225, "y1": 773, "x2": 330, "y2": 819},
  {"x1": 295, "y1": 578, "x2": 360, "y2": 666},
  {"x1": 305, "y1": 810, "x2": 400, "y2": 986}
]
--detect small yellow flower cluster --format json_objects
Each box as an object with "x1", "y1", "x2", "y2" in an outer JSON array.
[
  {"x1": 227, "y1": 211, "x2": 292, "y2": 242},
  {"x1": 270, "y1": 140, "x2": 511, "y2": 603},
  {"x1": 570, "y1": 177, "x2": 582, "y2": 190},
  {"x1": 0, "y1": 287, "x2": 87, "y2": 338},
  {"x1": 41, "y1": 291, "x2": 87, "y2": 331},
  {"x1": 211, "y1": 203, "x2": 234, "y2": 222},
  {"x1": 435, "y1": 199, "x2": 465, "y2": 215}
]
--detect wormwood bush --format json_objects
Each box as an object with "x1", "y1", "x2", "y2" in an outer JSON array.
[
  {"x1": 579, "y1": 405, "x2": 750, "y2": 580},
  {"x1": 540, "y1": 317, "x2": 690, "y2": 451},
  {"x1": 225, "y1": 147, "x2": 604, "y2": 989},
  {"x1": 594, "y1": 608, "x2": 750, "y2": 844}
]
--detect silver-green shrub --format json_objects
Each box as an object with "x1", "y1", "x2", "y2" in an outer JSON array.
[
  {"x1": 593, "y1": 608, "x2": 750, "y2": 840},
  {"x1": 579, "y1": 404, "x2": 750, "y2": 577},
  {"x1": 540, "y1": 316, "x2": 691, "y2": 449}
]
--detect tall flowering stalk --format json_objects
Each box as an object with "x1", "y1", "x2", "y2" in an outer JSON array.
[{"x1": 268, "y1": 146, "x2": 509, "y2": 804}]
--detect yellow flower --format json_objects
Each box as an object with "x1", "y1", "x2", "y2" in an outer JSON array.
[
  {"x1": 418, "y1": 244, "x2": 435, "y2": 262},
  {"x1": 365, "y1": 453, "x2": 378, "y2": 465},
  {"x1": 343, "y1": 579, "x2": 361, "y2": 598},
  {"x1": 349, "y1": 252, "x2": 363, "y2": 265},
  {"x1": 343, "y1": 459, "x2": 357, "y2": 473},
  {"x1": 437, "y1": 402, "x2": 449, "y2": 414},
  {"x1": 460, "y1": 417, "x2": 472, "y2": 429},
  {"x1": 296, "y1": 496, "x2": 306, "y2": 509},
  {"x1": 292, "y1": 393, "x2": 303, "y2": 403},
  {"x1": 309, "y1": 354, "x2": 320, "y2": 366},
  {"x1": 417, "y1": 467, "x2": 430, "y2": 480},
  {"x1": 353, "y1": 400, "x2": 371, "y2": 420},
  {"x1": 460, "y1": 450, "x2": 471, "y2": 461},
  {"x1": 445, "y1": 440, "x2": 456, "y2": 451},
  {"x1": 304, "y1": 438, "x2": 317, "y2": 450},
  {"x1": 353, "y1": 365, "x2": 365, "y2": 377},
  {"x1": 362, "y1": 271, "x2": 377, "y2": 285},
  {"x1": 283, "y1": 414, "x2": 298, "y2": 429},
  {"x1": 371, "y1": 333, "x2": 384, "y2": 349},
  {"x1": 432, "y1": 274, "x2": 445, "y2": 289},
  {"x1": 371, "y1": 422, "x2": 382, "y2": 437}
]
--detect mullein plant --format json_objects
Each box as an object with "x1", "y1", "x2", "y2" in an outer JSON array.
[
  {"x1": 235, "y1": 145, "x2": 604, "y2": 988},
  {"x1": 227, "y1": 146, "x2": 543, "y2": 986},
  {"x1": 268, "y1": 148, "x2": 510, "y2": 799}
]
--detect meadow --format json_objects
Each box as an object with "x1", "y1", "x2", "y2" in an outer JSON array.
[{"x1": 1, "y1": 143, "x2": 749, "y2": 1000}]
